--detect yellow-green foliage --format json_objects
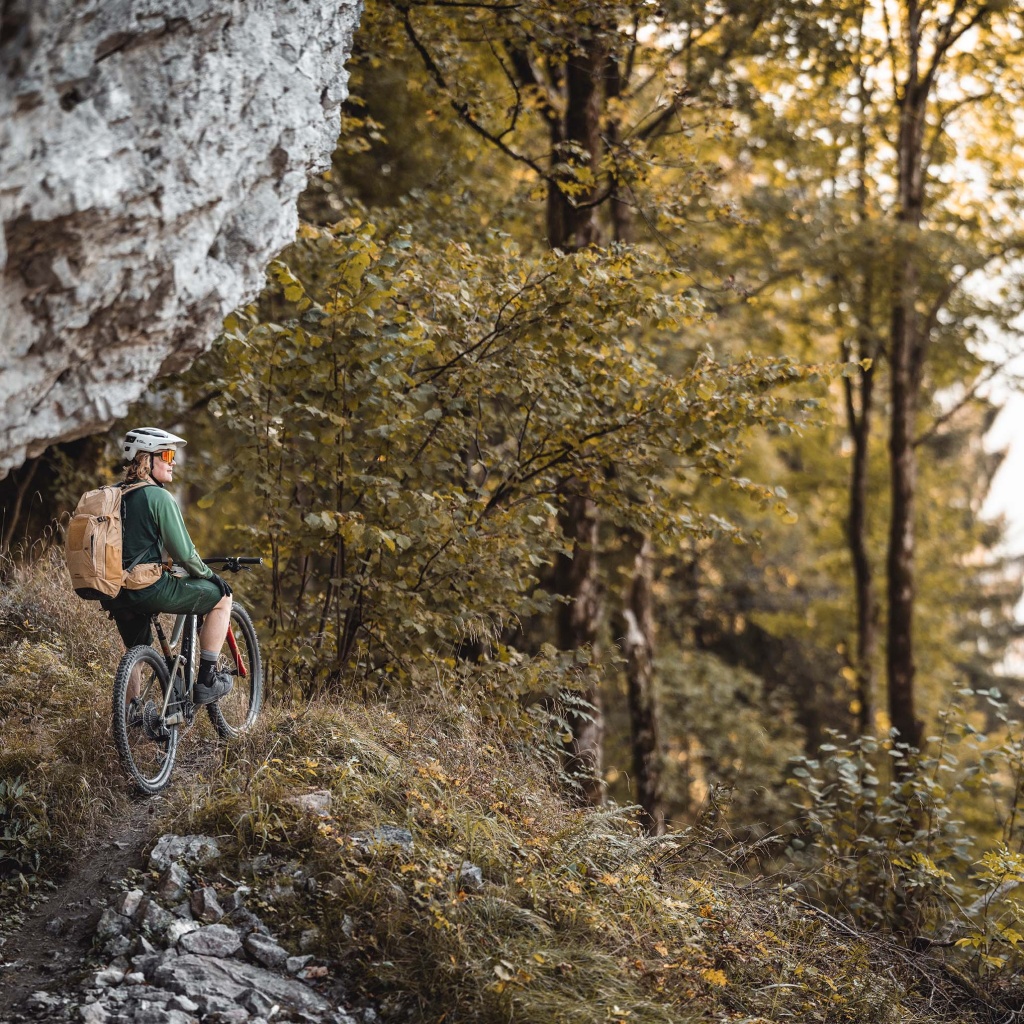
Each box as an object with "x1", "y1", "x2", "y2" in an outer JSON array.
[
  {"x1": 196, "y1": 217, "x2": 831, "y2": 691},
  {"x1": 0, "y1": 553, "x2": 131, "y2": 884},
  {"x1": 785, "y1": 704, "x2": 1024, "y2": 976}
]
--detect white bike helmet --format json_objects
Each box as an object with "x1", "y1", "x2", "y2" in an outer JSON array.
[{"x1": 122, "y1": 427, "x2": 187, "y2": 462}]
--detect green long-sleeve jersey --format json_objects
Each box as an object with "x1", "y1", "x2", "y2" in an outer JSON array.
[{"x1": 121, "y1": 484, "x2": 212, "y2": 580}]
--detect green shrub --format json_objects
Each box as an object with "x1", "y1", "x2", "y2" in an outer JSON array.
[
  {"x1": 0, "y1": 776, "x2": 51, "y2": 881},
  {"x1": 785, "y1": 688, "x2": 1024, "y2": 975}
]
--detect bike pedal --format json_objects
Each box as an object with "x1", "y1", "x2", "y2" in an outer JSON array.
[{"x1": 164, "y1": 712, "x2": 184, "y2": 726}]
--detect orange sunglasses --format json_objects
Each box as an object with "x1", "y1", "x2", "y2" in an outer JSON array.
[{"x1": 157, "y1": 449, "x2": 176, "y2": 464}]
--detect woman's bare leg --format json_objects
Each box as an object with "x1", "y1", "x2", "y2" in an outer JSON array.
[{"x1": 199, "y1": 594, "x2": 232, "y2": 653}]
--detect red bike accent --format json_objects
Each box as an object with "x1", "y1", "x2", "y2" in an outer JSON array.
[{"x1": 226, "y1": 626, "x2": 248, "y2": 677}]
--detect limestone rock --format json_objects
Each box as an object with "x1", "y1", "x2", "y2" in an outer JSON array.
[
  {"x1": 157, "y1": 862, "x2": 192, "y2": 901},
  {"x1": 93, "y1": 967, "x2": 125, "y2": 988},
  {"x1": 285, "y1": 790, "x2": 334, "y2": 816},
  {"x1": 349, "y1": 826, "x2": 414, "y2": 856},
  {"x1": 190, "y1": 885, "x2": 224, "y2": 923},
  {"x1": 95, "y1": 908, "x2": 128, "y2": 941},
  {"x1": 177, "y1": 923, "x2": 242, "y2": 958},
  {"x1": 115, "y1": 889, "x2": 145, "y2": 919},
  {"x1": 0, "y1": 0, "x2": 362, "y2": 478},
  {"x1": 148, "y1": 834, "x2": 220, "y2": 872},
  {"x1": 139, "y1": 898, "x2": 174, "y2": 938},
  {"x1": 164, "y1": 918, "x2": 200, "y2": 946},
  {"x1": 449, "y1": 861, "x2": 485, "y2": 892},
  {"x1": 26, "y1": 991, "x2": 60, "y2": 1010},
  {"x1": 45, "y1": 914, "x2": 69, "y2": 936},
  {"x1": 243, "y1": 931, "x2": 289, "y2": 970},
  {"x1": 150, "y1": 952, "x2": 330, "y2": 1016}
]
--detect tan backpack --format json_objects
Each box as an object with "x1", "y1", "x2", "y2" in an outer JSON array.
[{"x1": 65, "y1": 482, "x2": 158, "y2": 600}]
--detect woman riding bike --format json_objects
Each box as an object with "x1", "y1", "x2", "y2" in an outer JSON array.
[{"x1": 101, "y1": 427, "x2": 235, "y2": 706}]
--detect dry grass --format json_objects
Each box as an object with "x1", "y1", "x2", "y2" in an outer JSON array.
[
  {"x1": 167, "y1": 695, "x2": 986, "y2": 1024},
  {"x1": 0, "y1": 553, "x2": 141, "y2": 882},
  {"x1": 0, "y1": 554, "x2": 231, "y2": 882},
  {"x1": 0, "y1": 555, "x2": 997, "y2": 1023}
]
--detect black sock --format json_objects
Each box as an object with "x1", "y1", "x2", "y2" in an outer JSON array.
[{"x1": 198, "y1": 650, "x2": 218, "y2": 684}]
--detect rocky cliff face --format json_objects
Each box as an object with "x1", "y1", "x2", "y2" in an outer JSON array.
[{"x1": 0, "y1": 0, "x2": 362, "y2": 478}]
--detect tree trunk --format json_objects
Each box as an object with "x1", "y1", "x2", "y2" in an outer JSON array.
[
  {"x1": 620, "y1": 533, "x2": 666, "y2": 835},
  {"x1": 886, "y1": 0, "x2": 926, "y2": 751},
  {"x1": 546, "y1": 36, "x2": 603, "y2": 251},
  {"x1": 553, "y1": 492, "x2": 604, "y2": 804},
  {"x1": 887, "y1": 304, "x2": 923, "y2": 750},
  {"x1": 545, "y1": 31, "x2": 607, "y2": 803},
  {"x1": 0, "y1": 456, "x2": 39, "y2": 555},
  {"x1": 844, "y1": 37, "x2": 880, "y2": 738},
  {"x1": 604, "y1": 53, "x2": 634, "y2": 246},
  {"x1": 604, "y1": 87, "x2": 662, "y2": 827},
  {"x1": 845, "y1": 360, "x2": 878, "y2": 737}
]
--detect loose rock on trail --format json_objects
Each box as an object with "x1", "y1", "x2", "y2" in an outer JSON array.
[{"x1": 0, "y1": 823, "x2": 368, "y2": 1024}]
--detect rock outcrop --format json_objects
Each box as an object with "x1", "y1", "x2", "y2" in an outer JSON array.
[{"x1": 0, "y1": 0, "x2": 362, "y2": 478}]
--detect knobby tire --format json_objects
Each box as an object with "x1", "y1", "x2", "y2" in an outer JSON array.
[
  {"x1": 112, "y1": 644, "x2": 178, "y2": 795},
  {"x1": 207, "y1": 602, "x2": 263, "y2": 739}
]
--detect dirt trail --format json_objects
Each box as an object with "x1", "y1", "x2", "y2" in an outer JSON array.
[
  {"x1": 0, "y1": 721, "x2": 228, "y2": 1016},
  {"x1": 0, "y1": 799, "x2": 163, "y2": 1015}
]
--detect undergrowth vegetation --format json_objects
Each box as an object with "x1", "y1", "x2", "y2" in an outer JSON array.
[
  {"x1": 785, "y1": 710, "x2": 1024, "y2": 973},
  {"x1": 3, "y1": 556, "x2": 1024, "y2": 1022},
  {"x1": 0, "y1": 552, "x2": 131, "y2": 889},
  {"x1": 171, "y1": 696, "x2": 941, "y2": 1024}
]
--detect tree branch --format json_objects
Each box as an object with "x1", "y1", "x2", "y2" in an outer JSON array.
[
  {"x1": 913, "y1": 363, "x2": 1002, "y2": 449},
  {"x1": 400, "y1": 5, "x2": 549, "y2": 179},
  {"x1": 923, "y1": 0, "x2": 993, "y2": 95}
]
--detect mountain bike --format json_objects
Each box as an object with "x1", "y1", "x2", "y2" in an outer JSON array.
[{"x1": 111, "y1": 556, "x2": 264, "y2": 795}]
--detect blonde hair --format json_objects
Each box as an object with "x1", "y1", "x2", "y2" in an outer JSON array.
[{"x1": 123, "y1": 452, "x2": 153, "y2": 485}]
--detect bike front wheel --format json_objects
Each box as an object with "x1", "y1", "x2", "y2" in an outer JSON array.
[
  {"x1": 113, "y1": 645, "x2": 178, "y2": 794},
  {"x1": 207, "y1": 602, "x2": 263, "y2": 739}
]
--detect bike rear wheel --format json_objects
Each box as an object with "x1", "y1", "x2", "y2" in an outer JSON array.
[
  {"x1": 113, "y1": 645, "x2": 178, "y2": 794},
  {"x1": 207, "y1": 603, "x2": 263, "y2": 739}
]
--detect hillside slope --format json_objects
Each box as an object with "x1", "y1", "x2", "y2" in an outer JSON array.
[{"x1": 0, "y1": 558, "x2": 1000, "y2": 1023}]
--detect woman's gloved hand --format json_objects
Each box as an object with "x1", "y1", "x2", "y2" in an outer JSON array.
[{"x1": 210, "y1": 572, "x2": 233, "y2": 598}]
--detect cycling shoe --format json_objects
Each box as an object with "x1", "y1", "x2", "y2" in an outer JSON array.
[{"x1": 193, "y1": 669, "x2": 234, "y2": 706}]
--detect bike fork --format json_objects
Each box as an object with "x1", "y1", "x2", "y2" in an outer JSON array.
[{"x1": 225, "y1": 625, "x2": 247, "y2": 677}]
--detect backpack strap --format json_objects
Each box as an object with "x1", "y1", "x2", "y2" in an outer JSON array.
[
  {"x1": 120, "y1": 482, "x2": 156, "y2": 572},
  {"x1": 121, "y1": 481, "x2": 155, "y2": 496}
]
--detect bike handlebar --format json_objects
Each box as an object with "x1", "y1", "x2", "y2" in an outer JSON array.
[{"x1": 203, "y1": 556, "x2": 264, "y2": 573}]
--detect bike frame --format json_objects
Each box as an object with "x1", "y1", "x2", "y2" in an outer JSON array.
[
  {"x1": 149, "y1": 613, "x2": 193, "y2": 726},
  {"x1": 149, "y1": 611, "x2": 246, "y2": 727}
]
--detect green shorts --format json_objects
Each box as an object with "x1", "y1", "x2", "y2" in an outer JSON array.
[{"x1": 102, "y1": 574, "x2": 223, "y2": 648}]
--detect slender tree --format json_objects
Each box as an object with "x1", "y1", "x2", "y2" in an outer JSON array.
[{"x1": 701, "y1": 0, "x2": 1024, "y2": 748}]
